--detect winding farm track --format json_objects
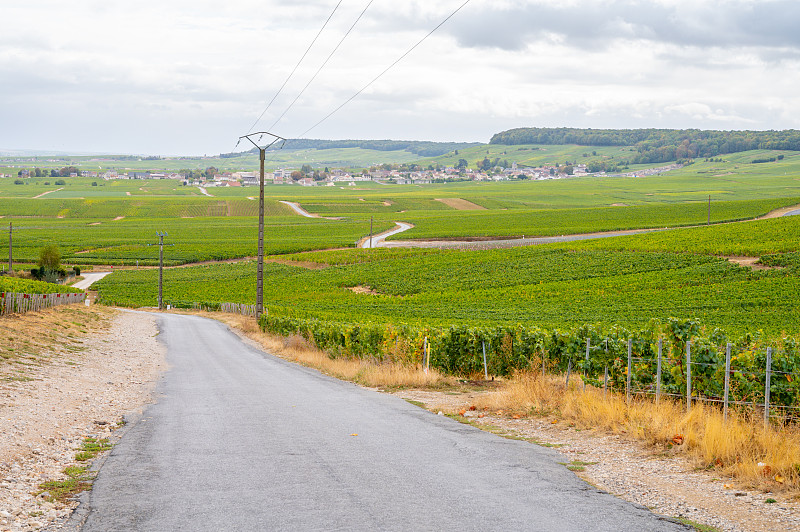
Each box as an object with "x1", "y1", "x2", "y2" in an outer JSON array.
[
  {"x1": 353, "y1": 202, "x2": 800, "y2": 250},
  {"x1": 32, "y1": 187, "x2": 64, "y2": 199},
  {"x1": 359, "y1": 222, "x2": 415, "y2": 248},
  {"x1": 279, "y1": 200, "x2": 318, "y2": 218}
]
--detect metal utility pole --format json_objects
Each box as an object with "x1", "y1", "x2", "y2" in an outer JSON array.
[
  {"x1": 238, "y1": 132, "x2": 286, "y2": 319},
  {"x1": 369, "y1": 216, "x2": 373, "y2": 249},
  {"x1": 149, "y1": 232, "x2": 172, "y2": 310},
  {"x1": 707, "y1": 195, "x2": 711, "y2": 225}
]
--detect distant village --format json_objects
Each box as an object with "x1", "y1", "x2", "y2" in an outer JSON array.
[{"x1": 1, "y1": 161, "x2": 682, "y2": 187}]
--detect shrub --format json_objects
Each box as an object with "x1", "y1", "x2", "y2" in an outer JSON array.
[{"x1": 38, "y1": 245, "x2": 61, "y2": 271}]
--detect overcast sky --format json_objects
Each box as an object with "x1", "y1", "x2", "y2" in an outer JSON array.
[{"x1": 2, "y1": 0, "x2": 799, "y2": 155}]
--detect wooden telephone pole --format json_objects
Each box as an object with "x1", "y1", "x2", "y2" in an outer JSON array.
[
  {"x1": 237, "y1": 132, "x2": 286, "y2": 318},
  {"x1": 7, "y1": 222, "x2": 11, "y2": 273},
  {"x1": 149, "y1": 232, "x2": 173, "y2": 310}
]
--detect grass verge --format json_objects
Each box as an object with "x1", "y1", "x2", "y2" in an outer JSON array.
[
  {"x1": 37, "y1": 466, "x2": 94, "y2": 504},
  {"x1": 471, "y1": 372, "x2": 800, "y2": 493}
]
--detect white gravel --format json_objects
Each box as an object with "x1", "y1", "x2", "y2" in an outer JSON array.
[{"x1": 0, "y1": 310, "x2": 165, "y2": 532}]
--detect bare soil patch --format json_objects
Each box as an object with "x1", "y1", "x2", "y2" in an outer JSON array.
[
  {"x1": 435, "y1": 198, "x2": 486, "y2": 210},
  {"x1": 610, "y1": 203, "x2": 629, "y2": 207},
  {"x1": 724, "y1": 256, "x2": 784, "y2": 271},
  {"x1": 347, "y1": 285, "x2": 381, "y2": 295}
]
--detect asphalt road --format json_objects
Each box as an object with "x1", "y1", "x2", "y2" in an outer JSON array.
[
  {"x1": 71, "y1": 272, "x2": 112, "y2": 290},
  {"x1": 360, "y1": 222, "x2": 414, "y2": 248},
  {"x1": 80, "y1": 313, "x2": 688, "y2": 532}
]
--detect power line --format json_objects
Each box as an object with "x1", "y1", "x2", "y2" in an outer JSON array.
[
  {"x1": 297, "y1": 0, "x2": 473, "y2": 139},
  {"x1": 266, "y1": 0, "x2": 376, "y2": 133},
  {"x1": 237, "y1": 0, "x2": 344, "y2": 150}
]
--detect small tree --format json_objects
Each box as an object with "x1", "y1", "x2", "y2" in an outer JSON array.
[{"x1": 38, "y1": 244, "x2": 61, "y2": 272}]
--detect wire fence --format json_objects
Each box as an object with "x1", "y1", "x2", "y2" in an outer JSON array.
[
  {"x1": 563, "y1": 338, "x2": 796, "y2": 424},
  {"x1": 165, "y1": 300, "x2": 258, "y2": 318},
  {"x1": 258, "y1": 313, "x2": 800, "y2": 424},
  {"x1": 0, "y1": 291, "x2": 86, "y2": 316}
]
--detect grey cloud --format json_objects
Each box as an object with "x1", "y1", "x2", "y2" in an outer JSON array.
[{"x1": 440, "y1": 1, "x2": 800, "y2": 52}]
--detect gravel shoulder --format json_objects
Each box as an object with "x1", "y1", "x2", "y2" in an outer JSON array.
[
  {"x1": 392, "y1": 390, "x2": 800, "y2": 532},
  {"x1": 0, "y1": 308, "x2": 165, "y2": 532},
  {"x1": 5, "y1": 307, "x2": 798, "y2": 531}
]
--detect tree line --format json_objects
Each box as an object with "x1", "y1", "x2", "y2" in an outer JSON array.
[
  {"x1": 490, "y1": 127, "x2": 800, "y2": 164},
  {"x1": 220, "y1": 139, "x2": 481, "y2": 158}
]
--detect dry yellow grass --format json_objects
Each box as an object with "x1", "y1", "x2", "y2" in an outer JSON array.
[
  {"x1": 203, "y1": 311, "x2": 800, "y2": 493},
  {"x1": 210, "y1": 313, "x2": 452, "y2": 388},
  {"x1": 0, "y1": 305, "x2": 114, "y2": 379},
  {"x1": 473, "y1": 372, "x2": 800, "y2": 492}
]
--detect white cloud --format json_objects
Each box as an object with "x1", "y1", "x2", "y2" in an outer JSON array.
[{"x1": 1, "y1": 0, "x2": 799, "y2": 155}]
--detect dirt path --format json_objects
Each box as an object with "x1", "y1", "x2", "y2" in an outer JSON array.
[
  {"x1": 757, "y1": 203, "x2": 800, "y2": 219},
  {"x1": 32, "y1": 188, "x2": 64, "y2": 199},
  {"x1": 377, "y1": 202, "x2": 800, "y2": 251},
  {"x1": 0, "y1": 307, "x2": 165, "y2": 532}
]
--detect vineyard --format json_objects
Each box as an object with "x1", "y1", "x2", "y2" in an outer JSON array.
[
  {"x1": 0, "y1": 276, "x2": 82, "y2": 295},
  {"x1": 376, "y1": 197, "x2": 800, "y2": 242},
  {"x1": 0, "y1": 198, "x2": 291, "y2": 218},
  {"x1": 95, "y1": 246, "x2": 800, "y2": 337},
  {"x1": 554, "y1": 214, "x2": 800, "y2": 256},
  {"x1": 6, "y1": 216, "x2": 380, "y2": 266},
  {"x1": 259, "y1": 314, "x2": 800, "y2": 412},
  {"x1": 0, "y1": 276, "x2": 84, "y2": 315},
  {"x1": 6, "y1": 148, "x2": 795, "y2": 421}
]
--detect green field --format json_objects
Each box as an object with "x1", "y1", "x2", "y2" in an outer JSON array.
[
  {"x1": 5, "y1": 136, "x2": 800, "y2": 404},
  {"x1": 0, "y1": 145, "x2": 429, "y2": 176},
  {"x1": 551, "y1": 215, "x2": 800, "y2": 256},
  {"x1": 95, "y1": 246, "x2": 800, "y2": 338},
  {"x1": 1, "y1": 144, "x2": 798, "y2": 347},
  {"x1": 0, "y1": 276, "x2": 81, "y2": 295},
  {"x1": 2, "y1": 148, "x2": 798, "y2": 270},
  {"x1": 4, "y1": 216, "x2": 382, "y2": 266}
]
